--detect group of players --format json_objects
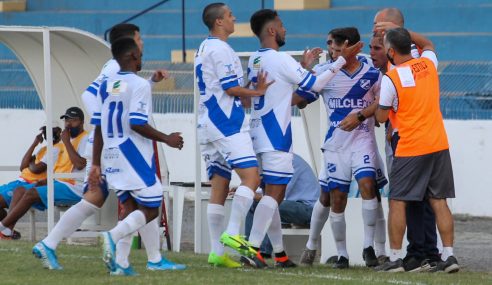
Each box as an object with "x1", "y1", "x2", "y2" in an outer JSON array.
[
  {"x1": 17, "y1": 1, "x2": 457, "y2": 277},
  {"x1": 196, "y1": 2, "x2": 458, "y2": 274}
]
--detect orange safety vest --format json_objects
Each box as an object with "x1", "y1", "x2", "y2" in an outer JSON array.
[
  {"x1": 55, "y1": 130, "x2": 88, "y2": 184},
  {"x1": 386, "y1": 57, "x2": 449, "y2": 157}
]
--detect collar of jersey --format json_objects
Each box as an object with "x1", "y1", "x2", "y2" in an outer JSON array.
[
  {"x1": 340, "y1": 62, "x2": 363, "y2": 79},
  {"x1": 258, "y1": 48, "x2": 272, "y2": 52},
  {"x1": 117, "y1": 71, "x2": 134, "y2": 75}
]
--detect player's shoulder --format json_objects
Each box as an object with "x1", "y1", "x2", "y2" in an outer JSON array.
[
  {"x1": 100, "y1": 59, "x2": 120, "y2": 76},
  {"x1": 313, "y1": 60, "x2": 334, "y2": 74}
]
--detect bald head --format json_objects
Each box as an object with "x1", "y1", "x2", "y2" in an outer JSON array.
[{"x1": 374, "y1": 8, "x2": 404, "y2": 27}]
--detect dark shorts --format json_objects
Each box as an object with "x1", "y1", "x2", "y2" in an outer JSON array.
[{"x1": 389, "y1": 149, "x2": 455, "y2": 201}]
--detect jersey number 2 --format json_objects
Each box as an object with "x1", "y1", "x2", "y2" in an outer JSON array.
[{"x1": 108, "y1": 101, "x2": 123, "y2": 138}]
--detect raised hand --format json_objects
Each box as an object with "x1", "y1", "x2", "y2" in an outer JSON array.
[
  {"x1": 341, "y1": 40, "x2": 364, "y2": 61},
  {"x1": 373, "y1": 21, "x2": 400, "y2": 36},
  {"x1": 301, "y1": 47, "x2": 323, "y2": 69}
]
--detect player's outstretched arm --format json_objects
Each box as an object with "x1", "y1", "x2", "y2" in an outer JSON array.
[
  {"x1": 310, "y1": 41, "x2": 363, "y2": 92},
  {"x1": 131, "y1": 124, "x2": 184, "y2": 150},
  {"x1": 225, "y1": 70, "x2": 274, "y2": 98},
  {"x1": 408, "y1": 31, "x2": 434, "y2": 53}
]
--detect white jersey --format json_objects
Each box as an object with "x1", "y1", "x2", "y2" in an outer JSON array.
[
  {"x1": 248, "y1": 48, "x2": 315, "y2": 153},
  {"x1": 195, "y1": 36, "x2": 248, "y2": 143},
  {"x1": 91, "y1": 71, "x2": 157, "y2": 190},
  {"x1": 83, "y1": 59, "x2": 120, "y2": 117},
  {"x1": 313, "y1": 61, "x2": 382, "y2": 151}
]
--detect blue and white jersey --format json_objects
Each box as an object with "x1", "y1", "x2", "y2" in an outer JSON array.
[
  {"x1": 83, "y1": 59, "x2": 120, "y2": 117},
  {"x1": 313, "y1": 61, "x2": 382, "y2": 151},
  {"x1": 195, "y1": 36, "x2": 248, "y2": 143},
  {"x1": 248, "y1": 48, "x2": 316, "y2": 153},
  {"x1": 91, "y1": 72, "x2": 157, "y2": 190}
]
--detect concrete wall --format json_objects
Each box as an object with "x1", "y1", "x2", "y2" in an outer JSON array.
[{"x1": 0, "y1": 109, "x2": 491, "y2": 216}]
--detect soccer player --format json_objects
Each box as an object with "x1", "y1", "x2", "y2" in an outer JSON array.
[
  {"x1": 375, "y1": 28, "x2": 459, "y2": 273},
  {"x1": 195, "y1": 3, "x2": 273, "y2": 268},
  {"x1": 244, "y1": 10, "x2": 361, "y2": 268},
  {"x1": 299, "y1": 27, "x2": 387, "y2": 269},
  {"x1": 0, "y1": 126, "x2": 62, "y2": 239},
  {"x1": 89, "y1": 37, "x2": 184, "y2": 275},
  {"x1": 1, "y1": 107, "x2": 88, "y2": 240},
  {"x1": 32, "y1": 24, "x2": 181, "y2": 271},
  {"x1": 374, "y1": 9, "x2": 442, "y2": 272}
]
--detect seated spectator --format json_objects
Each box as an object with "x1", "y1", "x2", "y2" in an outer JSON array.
[
  {"x1": 0, "y1": 125, "x2": 62, "y2": 239},
  {"x1": 244, "y1": 153, "x2": 319, "y2": 257},
  {"x1": 0, "y1": 107, "x2": 89, "y2": 239}
]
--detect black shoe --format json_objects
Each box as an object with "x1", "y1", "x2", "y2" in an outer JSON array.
[
  {"x1": 11, "y1": 230, "x2": 21, "y2": 240},
  {"x1": 325, "y1": 255, "x2": 338, "y2": 265},
  {"x1": 332, "y1": 256, "x2": 349, "y2": 269},
  {"x1": 240, "y1": 252, "x2": 269, "y2": 269},
  {"x1": 377, "y1": 255, "x2": 390, "y2": 265},
  {"x1": 375, "y1": 258, "x2": 405, "y2": 272},
  {"x1": 362, "y1": 246, "x2": 379, "y2": 267},
  {"x1": 299, "y1": 249, "x2": 316, "y2": 266},
  {"x1": 403, "y1": 256, "x2": 430, "y2": 272},
  {"x1": 429, "y1": 256, "x2": 459, "y2": 273},
  {"x1": 274, "y1": 257, "x2": 297, "y2": 268}
]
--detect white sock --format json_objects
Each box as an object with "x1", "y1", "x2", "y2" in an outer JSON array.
[
  {"x1": 390, "y1": 248, "x2": 402, "y2": 262},
  {"x1": 306, "y1": 200, "x2": 330, "y2": 250},
  {"x1": 43, "y1": 199, "x2": 99, "y2": 249},
  {"x1": 109, "y1": 210, "x2": 146, "y2": 242},
  {"x1": 441, "y1": 247, "x2": 454, "y2": 261},
  {"x1": 225, "y1": 185, "x2": 254, "y2": 236},
  {"x1": 115, "y1": 224, "x2": 132, "y2": 268},
  {"x1": 0, "y1": 222, "x2": 5, "y2": 231},
  {"x1": 207, "y1": 203, "x2": 225, "y2": 256},
  {"x1": 362, "y1": 197, "x2": 378, "y2": 249},
  {"x1": 266, "y1": 207, "x2": 284, "y2": 253},
  {"x1": 249, "y1": 196, "x2": 278, "y2": 248},
  {"x1": 374, "y1": 202, "x2": 387, "y2": 257},
  {"x1": 138, "y1": 218, "x2": 162, "y2": 263},
  {"x1": 330, "y1": 211, "x2": 348, "y2": 259}
]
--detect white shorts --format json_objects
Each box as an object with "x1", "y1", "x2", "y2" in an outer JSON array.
[
  {"x1": 257, "y1": 151, "x2": 293, "y2": 185},
  {"x1": 200, "y1": 132, "x2": 258, "y2": 180},
  {"x1": 115, "y1": 180, "x2": 163, "y2": 208},
  {"x1": 319, "y1": 148, "x2": 387, "y2": 193}
]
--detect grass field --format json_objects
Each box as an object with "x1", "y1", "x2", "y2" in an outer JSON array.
[{"x1": 0, "y1": 241, "x2": 491, "y2": 285}]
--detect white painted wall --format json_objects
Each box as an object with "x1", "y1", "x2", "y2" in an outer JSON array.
[{"x1": 1, "y1": 109, "x2": 491, "y2": 217}]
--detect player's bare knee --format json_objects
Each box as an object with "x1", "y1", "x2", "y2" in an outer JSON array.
[
  {"x1": 330, "y1": 192, "x2": 347, "y2": 213},
  {"x1": 319, "y1": 192, "x2": 330, "y2": 207},
  {"x1": 24, "y1": 189, "x2": 40, "y2": 202},
  {"x1": 142, "y1": 207, "x2": 159, "y2": 222}
]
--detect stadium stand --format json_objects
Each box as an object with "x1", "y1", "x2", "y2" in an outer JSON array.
[{"x1": 0, "y1": 0, "x2": 491, "y2": 119}]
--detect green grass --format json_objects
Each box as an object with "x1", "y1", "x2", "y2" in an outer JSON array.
[{"x1": 0, "y1": 241, "x2": 491, "y2": 285}]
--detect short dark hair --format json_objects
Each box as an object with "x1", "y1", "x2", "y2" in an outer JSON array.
[
  {"x1": 109, "y1": 23, "x2": 140, "y2": 45},
  {"x1": 330, "y1": 27, "x2": 360, "y2": 46},
  {"x1": 250, "y1": 9, "x2": 278, "y2": 38},
  {"x1": 202, "y1": 2, "x2": 226, "y2": 30},
  {"x1": 111, "y1": 37, "x2": 139, "y2": 62},
  {"x1": 385, "y1": 27, "x2": 412, "y2": 55}
]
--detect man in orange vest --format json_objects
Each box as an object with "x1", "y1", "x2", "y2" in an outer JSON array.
[
  {"x1": 0, "y1": 107, "x2": 88, "y2": 240},
  {"x1": 375, "y1": 28, "x2": 458, "y2": 273},
  {"x1": 373, "y1": 9, "x2": 442, "y2": 272},
  {"x1": 0, "y1": 126, "x2": 62, "y2": 239}
]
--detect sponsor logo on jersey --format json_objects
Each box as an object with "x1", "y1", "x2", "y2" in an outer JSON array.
[
  {"x1": 327, "y1": 98, "x2": 371, "y2": 109},
  {"x1": 224, "y1": 64, "x2": 234, "y2": 76},
  {"x1": 105, "y1": 167, "x2": 121, "y2": 174},
  {"x1": 253, "y1": 56, "x2": 261, "y2": 70},
  {"x1": 107, "y1": 80, "x2": 127, "y2": 95}
]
